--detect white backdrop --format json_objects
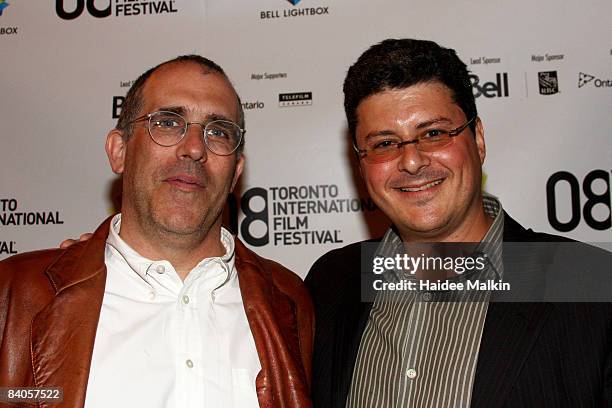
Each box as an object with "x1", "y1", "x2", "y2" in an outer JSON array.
[{"x1": 1, "y1": 0, "x2": 611, "y2": 277}]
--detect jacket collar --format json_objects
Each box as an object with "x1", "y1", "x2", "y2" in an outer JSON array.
[
  {"x1": 31, "y1": 216, "x2": 112, "y2": 408},
  {"x1": 31, "y1": 217, "x2": 311, "y2": 408},
  {"x1": 470, "y1": 211, "x2": 554, "y2": 407}
]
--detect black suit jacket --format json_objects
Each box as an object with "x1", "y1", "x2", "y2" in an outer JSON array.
[{"x1": 305, "y1": 213, "x2": 612, "y2": 407}]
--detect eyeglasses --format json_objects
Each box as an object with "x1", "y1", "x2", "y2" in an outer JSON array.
[
  {"x1": 354, "y1": 116, "x2": 477, "y2": 164},
  {"x1": 128, "y1": 110, "x2": 244, "y2": 156}
]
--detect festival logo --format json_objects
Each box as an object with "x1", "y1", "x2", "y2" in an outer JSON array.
[{"x1": 56, "y1": 0, "x2": 177, "y2": 20}]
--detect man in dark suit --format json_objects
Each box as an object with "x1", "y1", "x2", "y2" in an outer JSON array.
[{"x1": 306, "y1": 39, "x2": 611, "y2": 407}]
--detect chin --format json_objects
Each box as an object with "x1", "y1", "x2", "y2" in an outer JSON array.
[{"x1": 154, "y1": 211, "x2": 207, "y2": 235}]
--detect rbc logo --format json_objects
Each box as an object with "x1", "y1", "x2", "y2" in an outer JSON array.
[{"x1": 56, "y1": 0, "x2": 111, "y2": 20}]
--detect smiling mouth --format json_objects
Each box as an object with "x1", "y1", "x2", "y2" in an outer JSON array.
[{"x1": 398, "y1": 179, "x2": 444, "y2": 192}]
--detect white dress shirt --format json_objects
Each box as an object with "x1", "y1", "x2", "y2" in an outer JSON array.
[{"x1": 84, "y1": 215, "x2": 261, "y2": 408}]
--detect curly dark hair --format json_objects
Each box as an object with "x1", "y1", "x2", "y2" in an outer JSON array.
[
  {"x1": 343, "y1": 39, "x2": 477, "y2": 143},
  {"x1": 116, "y1": 55, "x2": 245, "y2": 153}
]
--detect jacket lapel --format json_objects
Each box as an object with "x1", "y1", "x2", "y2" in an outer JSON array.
[
  {"x1": 471, "y1": 302, "x2": 552, "y2": 407},
  {"x1": 331, "y1": 242, "x2": 374, "y2": 407},
  {"x1": 471, "y1": 212, "x2": 553, "y2": 407},
  {"x1": 234, "y1": 239, "x2": 311, "y2": 408},
  {"x1": 30, "y1": 218, "x2": 111, "y2": 408},
  {"x1": 332, "y1": 298, "x2": 372, "y2": 408}
]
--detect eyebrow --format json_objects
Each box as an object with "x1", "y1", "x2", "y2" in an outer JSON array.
[
  {"x1": 414, "y1": 116, "x2": 453, "y2": 129},
  {"x1": 156, "y1": 106, "x2": 235, "y2": 123},
  {"x1": 364, "y1": 116, "x2": 454, "y2": 140}
]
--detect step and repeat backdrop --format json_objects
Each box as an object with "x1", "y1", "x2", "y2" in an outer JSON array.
[{"x1": 1, "y1": 0, "x2": 611, "y2": 276}]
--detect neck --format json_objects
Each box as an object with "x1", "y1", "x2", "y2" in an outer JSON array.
[{"x1": 118, "y1": 212, "x2": 226, "y2": 280}]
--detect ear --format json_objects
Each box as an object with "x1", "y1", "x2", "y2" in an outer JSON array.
[
  {"x1": 474, "y1": 117, "x2": 486, "y2": 165},
  {"x1": 230, "y1": 154, "x2": 245, "y2": 192},
  {"x1": 106, "y1": 129, "x2": 127, "y2": 174}
]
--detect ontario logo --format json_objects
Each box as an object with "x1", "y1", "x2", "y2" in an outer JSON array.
[
  {"x1": 578, "y1": 72, "x2": 612, "y2": 89},
  {"x1": 578, "y1": 72, "x2": 595, "y2": 88},
  {"x1": 0, "y1": 0, "x2": 10, "y2": 16}
]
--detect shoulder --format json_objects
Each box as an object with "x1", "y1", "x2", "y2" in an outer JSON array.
[
  {"x1": 502, "y1": 211, "x2": 575, "y2": 242},
  {"x1": 306, "y1": 239, "x2": 377, "y2": 286},
  {"x1": 0, "y1": 249, "x2": 64, "y2": 342},
  {"x1": 0, "y1": 248, "x2": 64, "y2": 288},
  {"x1": 305, "y1": 239, "x2": 379, "y2": 308}
]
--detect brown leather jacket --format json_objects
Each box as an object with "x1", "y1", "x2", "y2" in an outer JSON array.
[{"x1": 0, "y1": 217, "x2": 314, "y2": 408}]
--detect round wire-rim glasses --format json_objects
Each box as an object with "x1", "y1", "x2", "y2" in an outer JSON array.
[{"x1": 128, "y1": 110, "x2": 244, "y2": 156}]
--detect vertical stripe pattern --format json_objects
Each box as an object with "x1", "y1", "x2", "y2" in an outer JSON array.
[{"x1": 347, "y1": 195, "x2": 504, "y2": 408}]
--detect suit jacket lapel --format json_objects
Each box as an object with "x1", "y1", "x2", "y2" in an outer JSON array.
[
  {"x1": 471, "y1": 212, "x2": 553, "y2": 407},
  {"x1": 331, "y1": 241, "x2": 375, "y2": 407},
  {"x1": 30, "y1": 218, "x2": 111, "y2": 408},
  {"x1": 471, "y1": 302, "x2": 552, "y2": 407},
  {"x1": 332, "y1": 297, "x2": 372, "y2": 407}
]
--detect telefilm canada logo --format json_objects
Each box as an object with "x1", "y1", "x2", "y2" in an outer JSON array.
[
  {"x1": 578, "y1": 72, "x2": 612, "y2": 89},
  {"x1": 538, "y1": 71, "x2": 559, "y2": 95},
  {"x1": 278, "y1": 92, "x2": 312, "y2": 107},
  {"x1": 260, "y1": 0, "x2": 329, "y2": 20},
  {"x1": 55, "y1": 0, "x2": 177, "y2": 20}
]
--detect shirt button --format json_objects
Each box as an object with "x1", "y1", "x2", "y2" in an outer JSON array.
[
  {"x1": 149, "y1": 292, "x2": 156, "y2": 300},
  {"x1": 186, "y1": 359, "x2": 194, "y2": 368},
  {"x1": 155, "y1": 265, "x2": 165, "y2": 274},
  {"x1": 182, "y1": 295, "x2": 190, "y2": 304},
  {"x1": 406, "y1": 368, "x2": 417, "y2": 379},
  {"x1": 422, "y1": 292, "x2": 432, "y2": 302}
]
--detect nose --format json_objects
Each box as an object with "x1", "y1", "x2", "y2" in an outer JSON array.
[
  {"x1": 397, "y1": 143, "x2": 430, "y2": 174},
  {"x1": 176, "y1": 123, "x2": 208, "y2": 162}
]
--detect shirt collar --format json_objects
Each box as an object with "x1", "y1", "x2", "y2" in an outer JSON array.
[{"x1": 106, "y1": 214, "x2": 236, "y2": 287}]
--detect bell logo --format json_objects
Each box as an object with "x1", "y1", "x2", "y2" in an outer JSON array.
[
  {"x1": 56, "y1": 0, "x2": 111, "y2": 20},
  {"x1": 470, "y1": 73, "x2": 509, "y2": 98}
]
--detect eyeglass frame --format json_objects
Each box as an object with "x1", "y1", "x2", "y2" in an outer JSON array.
[
  {"x1": 127, "y1": 110, "x2": 245, "y2": 156},
  {"x1": 353, "y1": 116, "x2": 477, "y2": 163}
]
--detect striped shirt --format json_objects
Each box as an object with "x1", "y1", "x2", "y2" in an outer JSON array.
[{"x1": 346, "y1": 195, "x2": 504, "y2": 408}]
